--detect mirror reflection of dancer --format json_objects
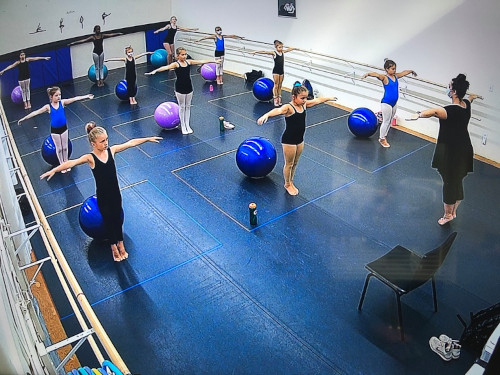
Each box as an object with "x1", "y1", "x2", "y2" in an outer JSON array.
[
  {"x1": 69, "y1": 25, "x2": 122, "y2": 87},
  {"x1": 106, "y1": 45, "x2": 153, "y2": 105},
  {"x1": 196, "y1": 26, "x2": 244, "y2": 85},
  {"x1": 257, "y1": 85, "x2": 337, "y2": 195},
  {"x1": 146, "y1": 47, "x2": 218, "y2": 135},
  {"x1": 253, "y1": 40, "x2": 295, "y2": 107},
  {"x1": 362, "y1": 59, "x2": 417, "y2": 148},
  {"x1": 154, "y1": 16, "x2": 198, "y2": 65},
  {"x1": 40, "y1": 122, "x2": 162, "y2": 262},
  {"x1": 406, "y1": 74, "x2": 482, "y2": 225},
  {"x1": 0, "y1": 51, "x2": 51, "y2": 109},
  {"x1": 18, "y1": 87, "x2": 94, "y2": 172}
]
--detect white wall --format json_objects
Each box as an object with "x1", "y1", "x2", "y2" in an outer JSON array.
[
  {"x1": 0, "y1": 0, "x2": 172, "y2": 55},
  {"x1": 172, "y1": 0, "x2": 500, "y2": 163}
]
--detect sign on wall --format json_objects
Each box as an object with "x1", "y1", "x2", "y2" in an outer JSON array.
[{"x1": 278, "y1": 0, "x2": 296, "y2": 18}]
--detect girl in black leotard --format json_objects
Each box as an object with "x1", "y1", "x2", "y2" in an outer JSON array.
[
  {"x1": 40, "y1": 122, "x2": 162, "y2": 262},
  {"x1": 69, "y1": 25, "x2": 122, "y2": 87},
  {"x1": 154, "y1": 16, "x2": 198, "y2": 65},
  {"x1": 146, "y1": 47, "x2": 218, "y2": 134},
  {"x1": 0, "y1": 51, "x2": 51, "y2": 109},
  {"x1": 253, "y1": 40, "x2": 295, "y2": 107},
  {"x1": 106, "y1": 46, "x2": 153, "y2": 105},
  {"x1": 258, "y1": 85, "x2": 337, "y2": 196}
]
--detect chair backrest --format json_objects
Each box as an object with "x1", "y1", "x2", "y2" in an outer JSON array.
[{"x1": 418, "y1": 232, "x2": 458, "y2": 282}]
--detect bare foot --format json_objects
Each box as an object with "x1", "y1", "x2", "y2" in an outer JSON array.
[
  {"x1": 118, "y1": 242, "x2": 128, "y2": 259},
  {"x1": 284, "y1": 184, "x2": 299, "y2": 196},
  {"x1": 438, "y1": 215, "x2": 454, "y2": 225},
  {"x1": 111, "y1": 245, "x2": 122, "y2": 262}
]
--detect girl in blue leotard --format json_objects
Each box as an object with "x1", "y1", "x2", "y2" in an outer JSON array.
[
  {"x1": 362, "y1": 59, "x2": 417, "y2": 148},
  {"x1": 196, "y1": 26, "x2": 244, "y2": 85},
  {"x1": 18, "y1": 87, "x2": 94, "y2": 172}
]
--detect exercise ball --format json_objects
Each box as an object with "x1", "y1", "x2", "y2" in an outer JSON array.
[
  {"x1": 154, "y1": 102, "x2": 180, "y2": 129},
  {"x1": 150, "y1": 50, "x2": 167, "y2": 67},
  {"x1": 155, "y1": 49, "x2": 168, "y2": 59},
  {"x1": 252, "y1": 78, "x2": 274, "y2": 102},
  {"x1": 87, "y1": 65, "x2": 108, "y2": 82},
  {"x1": 41, "y1": 135, "x2": 73, "y2": 166},
  {"x1": 79, "y1": 195, "x2": 124, "y2": 239},
  {"x1": 115, "y1": 80, "x2": 135, "y2": 101},
  {"x1": 200, "y1": 63, "x2": 217, "y2": 81},
  {"x1": 236, "y1": 137, "x2": 277, "y2": 178},
  {"x1": 347, "y1": 107, "x2": 378, "y2": 138},
  {"x1": 11, "y1": 86, "x2": 23, "y2": 104}
]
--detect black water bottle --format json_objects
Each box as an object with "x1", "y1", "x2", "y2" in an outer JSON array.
[
  {"x1": 219, "y1": 116, "x2": 225, "y2": 132},
  {"x1": 249, "y1": 202, "x2": 257, "y2": 226}
]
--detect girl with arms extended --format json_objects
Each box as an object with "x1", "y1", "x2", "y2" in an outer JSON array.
[{"x1": 154, "y1": 16, "x2": 198, "y2": 65}]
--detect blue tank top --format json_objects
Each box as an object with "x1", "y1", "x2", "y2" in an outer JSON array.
[
  {"x1": 215, "y1": 36, "x2": 224, "y2": 52},
  {"x1": 381, "y1": 76, "x2": 399, "y2": 107},
  {"x1": 49, "y1": 103, "x2": 67, "y2": 128}
]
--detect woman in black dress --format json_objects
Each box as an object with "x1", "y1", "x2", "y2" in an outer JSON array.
[
  {"x1": 40, "y1": 122, "x2": 162, "y2": 261},
  {"x1": 407, "y1": 74, "x2": 482, "y2": 225}
]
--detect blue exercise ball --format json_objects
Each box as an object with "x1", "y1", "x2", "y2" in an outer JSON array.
[
  {"x1": 252, "y1": 78, "x2": 274, "y2": 102},
  {"x1": 115, "y1": 80, "x2": 136, "y2": 101},
  {"x1": 155, "y1": 49, "x2": 168, "y2": 59},
  {"x1": 88, "y1": 65, "x2": 108, "y2": 82},
  {"x1": 150, "y1": 50, "x2": 167, "y2": 67},
  {"x1": 41, "y1": 135, "x2": 73, "y2": 166},
  {"x1": 79, "y1": 195, "x2": 124, "y2": 239},
  {"x1": 236, "y1": 137, "x2": 277, "y2": 178},
  {"x1": 347, "y1": 107, "x2": 378, "y2": 138}
]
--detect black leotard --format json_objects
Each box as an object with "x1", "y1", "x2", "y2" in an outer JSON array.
[
  {"x1": 125, "y1": 58, "x2": 137, "y2": 97},
  {"x1": 272, "y1": 52, "x2": 284, "y2": 75},
  {"x1": 174, "y1": 62, "x2": 193, "y2": 94},
  {"x1": 281, "y1": 104, "x2": 306, "y2": 145},
  {"x1": 18, "y1": 61, "x2": 30, "y2": 81},
  {"x1": 164, "y1": 26, "x2": 177, "y2": 44}
]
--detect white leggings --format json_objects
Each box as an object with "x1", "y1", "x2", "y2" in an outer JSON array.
[
  {"x1": 19, "y1": 79, "x2": 31, "y2": 102},
  {"x1": 175, "y1": 91, "x2": 193, "y2": 133},
  {"x1": 51, "y1": 130, "x2": 69, "y2": 165},
  {"x1": 380, "y1": 103, "x2": 397, "y2": 139},
  {"x1": 92, "y1": 52, "x2": 105, "y2": 80},
  {"x1": 216, "y1": 56, "x2": 224, "y2": 76}
]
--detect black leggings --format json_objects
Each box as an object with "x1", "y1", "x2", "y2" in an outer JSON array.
[
  {"x1": 440, "y1": 172, "x2": 465, "y2": 205},
  {"x1": 98, "y1": 198, "x2": 123, "y2": 244}
]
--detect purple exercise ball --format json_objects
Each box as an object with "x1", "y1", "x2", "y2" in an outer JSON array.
[
  {"x1": 154, "y1": 102, "x2": 180, "y2": 129},
  {"x1": 200, "y1": 63, "x2": 217, "y2": 81},
  {"x1": 11, "y1": 86, "x2": 23, "y2": 104}
]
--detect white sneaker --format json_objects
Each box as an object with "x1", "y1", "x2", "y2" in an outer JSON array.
[
  {"x1": 429, "y1": 336, "x2": 453, "y2": 361},
  {"x1": 439, "y1": 334, "x2": 461, "y2": 359},
  {"x1": 223, "y1": 120, "x2": 235, "y2": 130}
]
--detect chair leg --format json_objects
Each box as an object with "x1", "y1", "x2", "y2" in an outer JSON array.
[
  {"x1": 358, "y1": 274, "x2": 373, "y2": 310},
  {"x1": 396, "y1": 293, "x2": 405, "y2": 341},
  {"x1": 431, "y1": 276, "x2": 438, "y2": 312}
]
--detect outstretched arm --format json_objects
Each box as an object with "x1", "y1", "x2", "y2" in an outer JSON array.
[
  {"x1": 178, "y1": 26, "x2": 199, "y2": 32},
  {"x1": 68, "y1": 36, "x2": 94, "y2": 46},
  {"x1": 396, "y1": 69, "x2": 417, "y2": 78},
  {"x1": 145, "y1": 61, "x2": 178, "y2": 75},
  {"x1": 224, "y1": 34, "x2": 244, "y2": 40},
  {"x1": 102, "y1": 32, "x2": 123, "y2": 38},
  {"x1": 406, "y1": 107, "x2": 447, "y2": 121},
  {"x1": 195, "y1": 35, "x2": 216, "y2": 42},
  {"x1": 305, "y1": 96, "x2": 337, "y2": 108},
  {"x1": 361, "y1": 71, "x2": 386, "y2": 81},
  {"x1": 252, "y1": 50, "x2": 274, "y2": 56},
  {"x1": 283, "y1": 47, "x2": 295, "y2": 53},
  {"x1": 40, "y1": 154, "x2": 92, "y2": 181},
  {"x1": 257, "y1": 105, "x2": 290, "y2": 125},
  {"x1": 154, "y1": 24, "x2": 171, "y2": 33},
  {"x1": 0, "y1": 61, "x2": 20, "y2": 75},
  {"x1": 134, "y1": 52, "x2": 154, "y2": 59},
  {"x1": 468, "y1": 93, "x2": 483, "y2": 103},
  {"x1": 188, "y1": 58, "x2": 221, "y2": 66},
  {"x1": 111, "y1": 136, "x2": 162, "y2": 153},
  {"x1": 26, "y1": 56, "x2": 51, "y2": 62},
  {"x1": 18, "y1": 104, "x2": 49, "y2": 125},
  {"x1": 104, "y1": 57, "x2": 126, "y2": 63},
  {"x1": 62, "y1": 94, "x2": 94, "y2": 106}
]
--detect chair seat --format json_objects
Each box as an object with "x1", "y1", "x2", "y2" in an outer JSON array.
[{"x1": 365, "y1": 245, "x2": 425, "y2": 293}]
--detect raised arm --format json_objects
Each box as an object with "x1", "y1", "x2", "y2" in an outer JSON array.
[
  {"x1": 40, "y1": 154, "x2": 92, "y2": 181},
  {"x1": 396, "y1": 69, "x2": 417, "y2": 78},
  {"x1": 26, "y1": 56, "x2": 51, "y2": 62},
  {"x1": 0, "y1": 61, "x2": 20, "y2": 75},
  {"x1": 18, "y1": 104, "x2": 49, "y2": 125},
  {"x1": 406, "y1": 107, "x2": 447, "y2": 121},
  {"x1": 305, "y1": 96, "x2": 337, "y2": 108},
  {"x1": 188, "y1": 58, "x2": 220, "y2": 66},
  {"x1": 134, "y1": 52, "x2": 154, "y2": 59},
  {"x1": 252, "y1": 50, "x2": 274, "y2": 56},
  {"x1": 104, "y1": 57, "x2": 126, "y2": 63},
  {"x1": 102, "y1": 32, "x2": 123, "y2": 38},
  {"x1": 145, "y1": 61, "x2": 178, "y2": 75},
  {"x1": 224, "y1": 34, "x2": 244, "y2": 40},
  {"x1": 195, "y1": 35, "x2": 216, "y2": 42},
  {"x1": 257, "y1": 105, "x2": 291, "y2": 125},
  {"x1": 68, "y1": 35, "x2": 94, "y2": 46},
  {"x1": 283, "y1": 47, "x2": 295, "y2": 53},
  {"x1": 178, "y1": 26, "x2": 199, "y2": 32},
  {"x1": 154, "y1": 24, "x2": 171, "y2": 33},
  {"x1": 111, "y1": 136, "x2": 162, "y2": 153},
  {"x1": 61, "y1": 94, "x2": 94, "y2": 106},
  {"x1": 361, "y1": 71, "x2": 386, "y2": 81},
  {"x1": 468, "y1": 93, "x2": 483, "y2": 103}
]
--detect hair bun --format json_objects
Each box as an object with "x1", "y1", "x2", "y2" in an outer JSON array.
[
  {"x1": 384, "y1": 58, "x2": 389, "y2": 62},
  {"x1": 456, "y1": 73, "x2": 467, "y2": 82},
  {"x1": 85, "y1": 121, "x2": 97, "y2": 134}
]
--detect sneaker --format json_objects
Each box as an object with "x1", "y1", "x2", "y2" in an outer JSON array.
[
  {"x1": 429, "y1": 336, "x2": 452, "y2": 361},
  {"x1": 223, "y1": 120, "x2": 235, "y2": 130},
  {"x1": 379, "y1": 138, "x2": 390, "y2": 148},
  {"x1": 439, "y1": 334, "x2": 461, "y2": 359}
]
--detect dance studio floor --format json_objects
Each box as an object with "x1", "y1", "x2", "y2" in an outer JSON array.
[{"x1": 4, "y1": 63, "x2": 500, "y2": 374}]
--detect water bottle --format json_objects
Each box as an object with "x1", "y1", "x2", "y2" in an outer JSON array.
[
  {"x1": 219, "y1": 116, "x2": 225, "y2": 132},
  {"x1": 249, "y1": 203, "x2": 257, "y2": 226}
]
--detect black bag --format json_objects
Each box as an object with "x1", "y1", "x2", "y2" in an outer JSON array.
[
  {"x1": 302, "y1": 79, "x2": 314, "y2": 99},
  {"x1": 458, "y1": 302, "x2": 500, "y2": 355},
  {"x1": 244, "y1": 70, "x2": 263, "y2": 83}
]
